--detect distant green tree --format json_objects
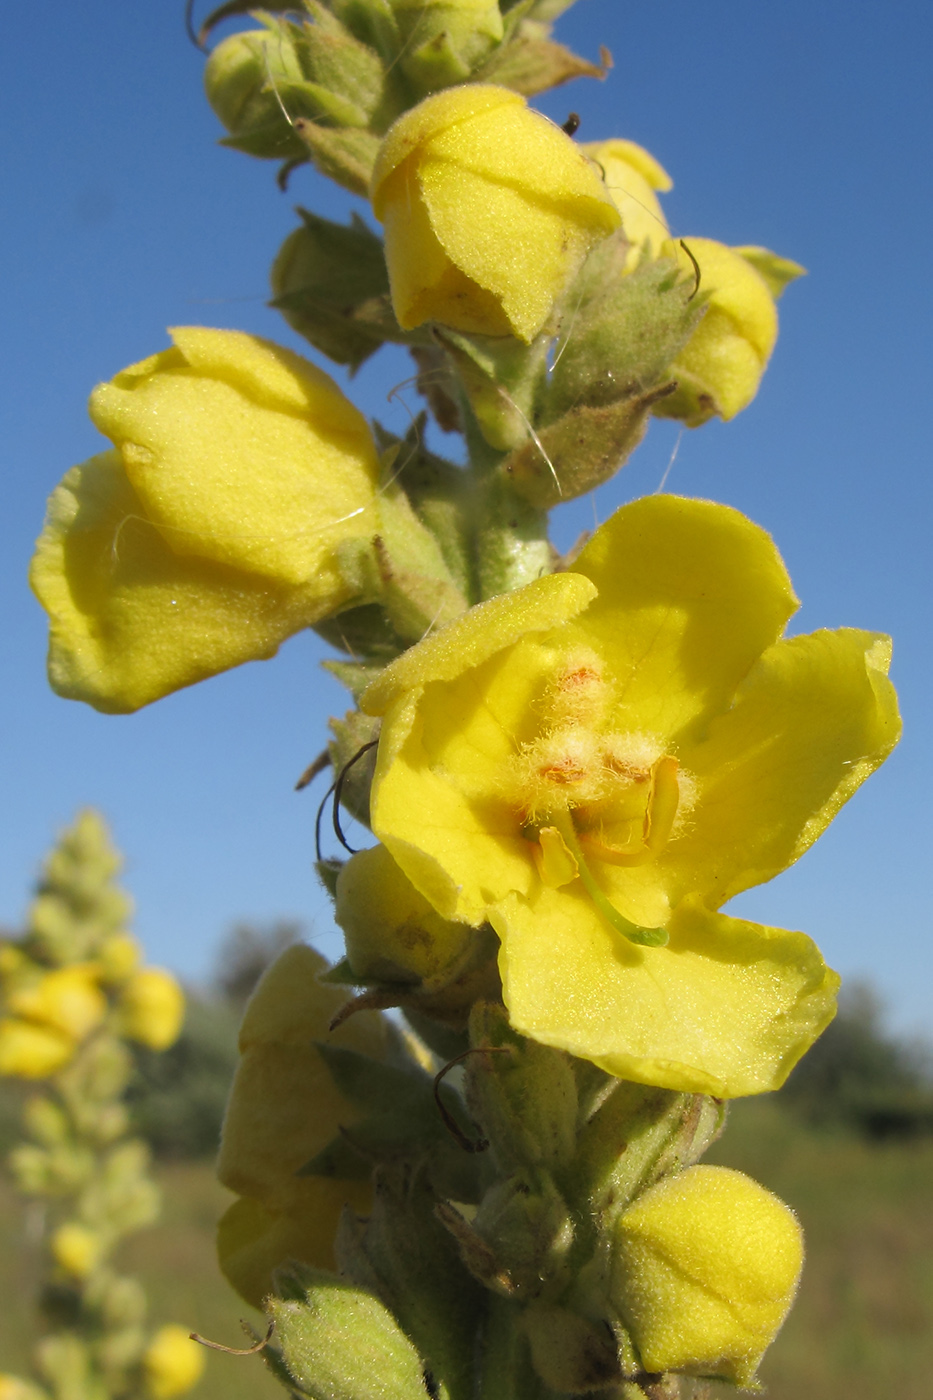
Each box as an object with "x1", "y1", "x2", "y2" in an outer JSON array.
[{"x1": 780, "y1": 982, "x2": 933, "y2": 1138}]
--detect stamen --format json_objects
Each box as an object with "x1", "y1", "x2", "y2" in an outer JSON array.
[{"x1": 549, "y1": 812, "x2": 669, "y2": 948}]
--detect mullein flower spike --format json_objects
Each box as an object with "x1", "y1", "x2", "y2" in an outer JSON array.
[
  {"x1": 363, "y1": 495, "x2": 899, "y2": 1096},
  {"x1": 370, "y1": 84, "x2": 620, "y2": 341},
  {"x1": 31, "y1": 328, "x2": 383, "y2": 713}
]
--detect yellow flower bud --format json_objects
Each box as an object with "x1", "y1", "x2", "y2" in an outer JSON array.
[
  {"x1": 51, "y1": 1222, "x2": 105, "y2": 1279},
  {"x1": 612, "y1": 1165, "x2": 803, "y2": 1385},
  {"x1": 216, "y1": 1180, "x2": 372, "y2": 1309},
  {"x1": 218, "y1": 945, "x2": 386, "y2": 1210},
  {"x1": 370, "y1": 84, "x2": 620, "y2": 342},
  {"x1": 217, "y1": 945, "x2": 388, "y2": 1304},
  {"x1": 583, "y1": 138, "x2": 672, "y2": 269},
  {"x1": 6, "y1": 966, "x2": 106, "y2": 1041},
  {"x1": 335, "y1": 843, "x2": 476, "y2": 984},
  {"x1": 204, "y1": 28, "x2": 307, "y2": 160},
  {"x1": 30, "y1": 328, "x2": 382, "y2": 713},
  {"x1": 116, "y1": 969, "x2": 184, "y2": 1051},
  {"x1": 142, "y1": 1325, "x2": 205, "y2": 1400},
  {"x1": 95, "y1": 933, "x2": 142, "y2": 985},
  {"x1": 0, "y1": 1018, "x2": 74, "y2": 1078},
  {"x1": 654, "y1": 238, "x2": 781, "y2": 424}
]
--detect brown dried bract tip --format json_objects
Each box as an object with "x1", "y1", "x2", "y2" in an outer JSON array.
[{"x1": 189, "y1": 1320, "x2": 275, "y2": 1355}]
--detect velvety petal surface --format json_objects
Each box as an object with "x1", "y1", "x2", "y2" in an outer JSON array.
[
  {"x1": 495, "y1": 888, "x2": 838, "y2": 1097},
  {"x1": 29, "y1": 453, "x2": 339, "y2": 713},
  {"x1": 670, "y1": 628, "x2": 901, "y2": 907},
  {"x1": 570, "y1": 496, "x2": 798, "y2": 742},
  {"x1": 89, "y1": 327, "x2": 380, "y2": 585}
]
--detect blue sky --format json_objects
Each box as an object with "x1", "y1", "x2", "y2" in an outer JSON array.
[{"x1": 2, "y1": 1, "x2": 930, "y2": 1032}]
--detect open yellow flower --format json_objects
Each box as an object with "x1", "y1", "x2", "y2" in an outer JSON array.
[
  {"x1": 216, "y1": 944, "x2": 388, "y2": 1306},
  {"x1": 30, "y1": 328, "x2": 382, "y2": 713},
  {"x1": 370, "y1": 84, "x2": 620, "y2": 342},
  {"x1": 362, "y1": 495, "x2": 900, "y2": 1096}
]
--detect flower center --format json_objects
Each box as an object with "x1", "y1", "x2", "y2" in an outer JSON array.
[{"x1": 504, "y1": 651, "x2": 692, "y2": 947}]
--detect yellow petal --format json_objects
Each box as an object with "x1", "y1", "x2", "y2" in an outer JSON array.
[
  {"x1": 495, "y1": 887, "x2": 838, "y2": 1097},
  {"x1": 570, "y1": 495, "x2": 798, "y2": 741},
  {"x1": 670, "y1": 238, "x2": 777, "y2": 361},
  {"x1": 142, "y1": 1325, "x2": 206, "y2": 1399},
  {"x1": 30, "y1": 452, "x2": 341, "y2": 713},
  {"x1": 7, "y1": 966, "x2": 106, "y2": 1040},
  {"x1": 217, "y1": 1182, "x2": 372, "y2": 1309},
  {"x1": 583, "y1": 139, "x2": 671, "y2": 265},
  {"x1": 218, "y1": 946, "x2": 387, "y2": 1208},
  {"x1": 371, "y1": 85, "x2": 619, "y2": 341},
  {"x1": 0, "y1": 1018, "x2": 74, "y2": 1077},
  {"x1": 89, "y1": 327, "x2": 380, "y2": 586},
  {"x1": 361, "y1": 571, "x2": 596, "y2": 716},
  {"x1": 117, "y1": 968, "x2": 185, "y2": 1050},
  {"x1": 670, "y1": 628, "x2": 901, "y2": 907}
]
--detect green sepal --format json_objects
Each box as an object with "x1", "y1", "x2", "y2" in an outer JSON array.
[
  {"x1": 546, "y1": 242, "x2": 705, "y2": 422},
  {"x1": 269, "y1": 1266, "x2": 429, "y2": 1400},
  {"x1": 271, "y1": 210, "x2": 398, "y2": 370},
  {"x1": 337, "y1": 1164, "x2": 486, "y2": 1400},
  {"x1": 462, "y1": 1168, "x2": 576, "y2": 1298},
  {"x1": 569, "y1": 1084, "x2": 726, "y2": 1225},
  {"x1": 402, "y1": 1008, "x2": 469, "y2": 1063},
  {"x1": 299, "y1": 1129, "x2": 373, "y2": 1181},
  {"x1": 433, "y1": 327, "x2": 550, "y2": 453},
  {"x1": 322, "y1": 660, "x2": 386, "y2": 701},
  {"x1": 373, "y1": 420, "x2": 476, "y2": 604},
  {"x1": 501, "y1": 386, "x2": 674, "y2": 510},
  {"x1": 312, "y1": 1043, "x2": 478, "y2": 1185},
  {"x1": 293, "y1": 121, "x2": 381, "y2": 196},
  {"x1": 735, "y1": 245, "x2": 807, "y2": 299},
  {"x1": 315, "y1": 859, "x2": 343, "y2": 899},
  {"x1": 328, "y1": 707, "x2": 380, "y2": 829},
  {"x1": 466, "y1": 1003, "x2": 578, "y2": 1176},
  {"x1": 476, "y1": 34, "x2": 607, "y2": 96},
  {"x1": 314, "y1": 604, "x2": 408, "y2": 666}
]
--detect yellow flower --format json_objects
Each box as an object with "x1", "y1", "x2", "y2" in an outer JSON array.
[
  {"x1": 0, "y1": 1019, "x2": 74, "y2": 1078},
  {"x1": 654, "y1": 238, "x2": 794, "y2": 424},
  {"x1": 362, "y1": 495, "x2": 900, "y2": 1096},
  {"x1": 51, "y1": 1221, "x2": 105, "y2": 1279},
  {"x1": 583, "y1": 138, "x2": 672, "y2": 269},
  {"x1": 216, "y1": 945, "x2": 388, "y2": 1306},
  {"x1": 612, "y1": 1166, "x2": 803, "y2": 1385},
  {"x1": 95, "y1": 933, "x2": 142, "y2": 985},
  {"x1": 117, "y1": 969, "x2": 185, "y2": 1051},
  {"x1": 6, "y1": 966, "x2": 106, "y2": 1041},
  {"x1": 0, "y1": 1376, "x2": 47, "y2": 1400},
  {"x1": 370, "y1": 84, "x2": 620, "y2": 342},
  {"x1": 142, "y1": 1325, "x2": 205, "y2": 1400},
  {"x1": 30, "y1": 328, "x2": 382, "y2": 713}
]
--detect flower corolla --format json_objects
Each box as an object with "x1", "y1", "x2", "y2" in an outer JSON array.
[
  {"x1": 30, "y1": 328, "x2": 382, "y2": 713},
  {"x1": 583, "y1": 138, "x2": 672, "y2": 269},
  {"x1": 216, "y1": 944, "x2": 388, "y2": 1306},
  {"x1": 362, "y1": 495, "x2": 900, "y2": 1096},
  {"x1": 370, "y1": 84, "x2": 620, "y2": 342}
]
